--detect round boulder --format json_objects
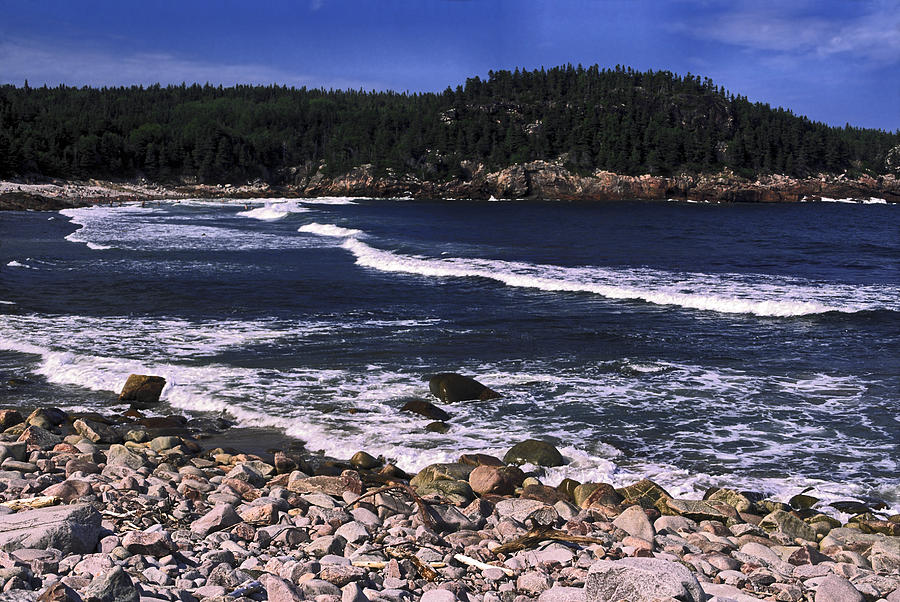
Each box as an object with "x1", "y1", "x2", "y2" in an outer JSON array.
[
  {"x1": 503, "y1": 439, "x2": 565, "y2": 467},
  {"x1": 469, "y1": 465, "x2": 525, "y2": 495},
  {"x1": 428, "y1": 373, "x2": 500, "y2": 403}
]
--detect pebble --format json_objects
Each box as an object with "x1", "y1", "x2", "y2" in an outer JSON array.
[{"x1": 0, "y1": 406, "x2": 893, "y2": 602}]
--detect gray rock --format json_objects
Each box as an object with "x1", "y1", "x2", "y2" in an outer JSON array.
[
  {"x1": 0, "y1": 444, "x2": 27, "y2": 463},
  {"x1": 299, "y1": 579, "x2": 341, "y2": 597},
  {"x1": 148, "y1": 437, "x2": 181, "y2": 452},
  {"x1": 341, "y1": 582, "x2": 369, "y2": 602},
  {"x1": 429, "y1": 505, "x2": 481, "y2": 532},
  {"x1": 420, "y1": 590, "x2": 457, "y2": 602},
  {"x1": 517, "y1": 571, "x2": 552, "y2": 595},
  {"x1": 305, "y1": 535, "x2": 344, "y2": 557},
  {"x1": 318, "y1": 565, "x2": 367, "y2": 587},
  {"x1": 0, "y1": 503, "x2": 101, "y2": 555},
  {"x1": 537, "y1": 587, "x2": 586, "y2": 602},
  {"x1": 870, "y1": 537, "x2": 900, "y2": 573},
  {"x1": 759, "y1": 509, "x2": 816, "y2": 542},
  {"x1": 72, "y1": 420, "x2": 120, "y2": 445},
  {"x1": 333, "y1": 521, "x2": 368, "y2": 545},
  {"x1": 655, "y1": 515, "x2": 698, "y2": 533},
  {"x1": 494, "y1": 498, "x2": 548, "y2": 523},
  {"x1": 104, "y1": 446, "x2": 145, "y2": 471},
  {"x1": 17, "y1": 425, "x2": 62, "y2": 449},
  {"x1": 585, "y1": 557, "x2": 706, "y2": 602},
  {"x1": 613, "y1": 505, "x2": 655, "y2": 541},
  {"x1": 814, "y1": 575, "x2": 864, "y2": 602},
  {"x1": 191, "y1": 585, "x2": 226, "y2": 598},
  {"x1": 190, "y1": 504, "x2": 241, "y2": 537},
  {"x1": 701, "y1": 582, "x2": 767, "y2": 602},
  {"x1": 225, "y1": 464, "x2": 265, "y2": 488},
  {"x1": 121, "y1": 531, "x2": 174, "y2": 556},
  {"x1": 36, "y1": 582, "x2": 82, "y2": 602},
  {"x1": 260, "y1": 574, "x2": 304, "y2": 602},
  {"x1": 82, "y1": 567, "x2": 139, "y2": 602}
]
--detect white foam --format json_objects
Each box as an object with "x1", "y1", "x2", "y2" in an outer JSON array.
[
  {"x1": 298, "y1": 223, "x2": 362, "y2": 238},
  {"x1": 803, "y1": 196, "x2": 891, "y2": 205},
  {"x1": 299, "y1": 197, "x2": 359, "y2": 205},
  {"x1": 5, "y1": 260, "x2": 31, "y2": 269},
  {"x1": 0, "y1": 300, "x2": 15, "y2": 305},
  {"x1": 60, "y1": 203, "x2": 316, "y2": 252},
  {"x1": 332, "y1": 236, "x2": 896, "y2": 317},
  {"x1": 236, "y1": 200, "x2": 310, "y2": 221},
  {"x1": 1, "y1": 312, "x2": 896, "y2": 515}
]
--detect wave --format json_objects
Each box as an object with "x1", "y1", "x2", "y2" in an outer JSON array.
[
  {"x1": 298, "y1": 223, "x2": 362, "y2": 238},
  {"x1": 5, "y1": 260, "x2": 32, "y2": 269},
  {"x1": 298, "y1": 231, "x2": 898, "y2": 317},
  {"x1": 1, "y1": 306, "x2": 896, "y2": 514},
  {"x1": 60, "y1": 203, "x2": 317, "y2": 252},
  {"x1": 236, "y1": 200, "x2": 310, "y2": 221}
]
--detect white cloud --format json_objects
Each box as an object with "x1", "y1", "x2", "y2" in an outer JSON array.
[
  {"x1": 673, "y1": 0, "x2": 900, "y2": 66},
  {"x1": 0, "y1": 38, "x2": 380, "y2": 90}
]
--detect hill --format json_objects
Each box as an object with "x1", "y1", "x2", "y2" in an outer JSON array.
[{"x1": 1, "y1": 65, "x2": 898, "y2": 202}]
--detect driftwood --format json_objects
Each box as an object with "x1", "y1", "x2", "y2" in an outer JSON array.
[
  {"x1": 351, "y1": 560, "x2": 446, "y2": 569},
  {"x1": 348, "y1": 483, "x2": 436, "y2": 529},
  {"x1": 0, "y1": 496, "x2": 60, "y2": 511},
  {"x1": 385, "y1": 546, "x2": 440, "y2": 581},
  {"x1": 453, "y1": 553, "x2": 515, "y2": 576},
  {"x1": 492, "y1": 527, "x2": 608, "y2": 555}
]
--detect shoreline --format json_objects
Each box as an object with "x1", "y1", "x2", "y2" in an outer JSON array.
[
  {"x1": 0, "y1": 398, "x2": 898, "y2": 602},
  {"x1": 2, "y1": 164, "x2": 899, "y2": 211}
]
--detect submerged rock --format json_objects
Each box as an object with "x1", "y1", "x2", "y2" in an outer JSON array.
[
  {"x1": 400, "y1": 398, "x2": 451, "y2": 421},
  {"x1": 428, "y1": 373, "x2": 500, "y2": 403}
]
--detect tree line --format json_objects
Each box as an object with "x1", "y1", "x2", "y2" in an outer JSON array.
[{"x1": 1, "y1": 64, "x2": 897, "y2": 183}]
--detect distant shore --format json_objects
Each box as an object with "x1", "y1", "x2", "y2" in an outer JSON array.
[{"x1": 2, "y1": 163, "x2": 898, "y2": 211}]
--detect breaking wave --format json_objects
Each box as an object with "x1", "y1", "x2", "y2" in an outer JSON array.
[{"x1": 296, "y1": 226, "x2": 899, "y2": 317}]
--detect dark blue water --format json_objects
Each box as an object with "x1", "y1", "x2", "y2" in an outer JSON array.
[{"x1": 1, "y1": 198, "x2": 898, "y2": 510}]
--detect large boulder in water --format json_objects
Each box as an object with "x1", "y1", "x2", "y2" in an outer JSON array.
[
  {"x1": 428, "y1": 373, "x2": 500, "y2": 403},
  {"x1": 119, "y1": 374, "x2": 166, "y2": 408},
  {"x1": 503, "y1": 439, "x2": 565, "y2": 467}
]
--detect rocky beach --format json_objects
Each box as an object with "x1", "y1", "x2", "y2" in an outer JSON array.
[{"x1": 0, "y1": 373, "x2": 897, "y2": 602}]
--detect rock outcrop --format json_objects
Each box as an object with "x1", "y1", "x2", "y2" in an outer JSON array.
[{"x1": 0, "y1": 504, "x2": 101, "y2": 554}]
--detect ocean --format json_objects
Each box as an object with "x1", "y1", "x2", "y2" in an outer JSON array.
[{"x1": 1, "y1": 197, "x2": 898, "y2": 514}]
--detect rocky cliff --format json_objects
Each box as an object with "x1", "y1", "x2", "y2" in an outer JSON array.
[{"x1": 295, "y1": 161, "x2": 900, "y2": 203}]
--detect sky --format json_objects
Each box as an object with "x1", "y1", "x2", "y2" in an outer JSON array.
[{"x1": 1, "y1": 0, "x2": 898, "y2": 131}]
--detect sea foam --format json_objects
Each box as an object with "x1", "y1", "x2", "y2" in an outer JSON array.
[
  {"x1": 298, "y1": 223, "x2": 362, "y2": 238},
  {"x1": 236, "y1": 200, "x2": 310, "y2": 221},
  {"x1": 295, "y1": 229, "x2": 899, "y2": 317}
]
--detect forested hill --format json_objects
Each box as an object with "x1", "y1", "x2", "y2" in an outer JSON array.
[{"x1": 1, "y1": 65, "x2": 898, "y2": 184}]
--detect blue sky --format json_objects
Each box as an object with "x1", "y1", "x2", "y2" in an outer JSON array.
[{"x1": 1, "y1": 0, "x2": 898, "y2": 131}]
